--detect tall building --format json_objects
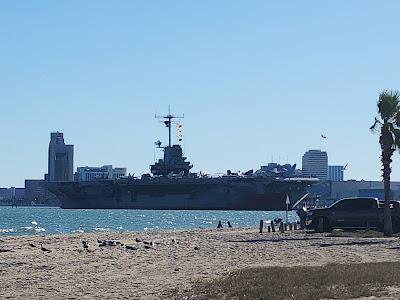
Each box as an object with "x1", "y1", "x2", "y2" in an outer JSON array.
[
  {"x1": 74, "y1": 165, "x2": 127, "y2": 182},
  {"x1": 48, "y1": 132, "x2": 74, "y2": 182},
  {"x1": 328, "y1": 165, "x2": 344, "y2": 181},
  {"x1": 302, "y1": 149, "x2": 328, "y2": 180}
]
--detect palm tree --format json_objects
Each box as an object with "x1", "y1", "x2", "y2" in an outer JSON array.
[{"x1": 370, "y1": 90, "x2": 400, "y2": 237}]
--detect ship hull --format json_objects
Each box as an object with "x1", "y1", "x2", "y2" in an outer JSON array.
[{"x1": 44, "y1": 177, "x2": 315, "y2": 211}]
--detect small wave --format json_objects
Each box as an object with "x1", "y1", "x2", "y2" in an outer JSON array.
[
  {"x1": 71, "y1": 229, "x2": 84, "y2": 233},
  {"x1": 0, "y1": 228, "x2": 16, "y2": 233},
  {"x1": 116, "y1": 226, "x2": 123, "y2": 230},
  {"x1": 34, "y1": 227, "x2": 46, "y2": 233},
  {"x1": 21, "y1": 226, "x2": 33, "y2": 230},
  {"x1": 20, "y1": 226, "x2": 46, "y2": 233},
  {"x1": 93, "y1": 227, "x2": 111, "y2": 232},
  {"x1": 31, "y1": 221, "x2": 38, "y2": 225}
]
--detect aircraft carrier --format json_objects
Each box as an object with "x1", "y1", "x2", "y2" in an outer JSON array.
[{"x1": 45, "y1": 111, "x2": 317, "y2": 210}]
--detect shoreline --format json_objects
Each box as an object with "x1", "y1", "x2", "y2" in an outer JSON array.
[
  {"x1": 0, "y1": 206, "x2": 300, "y2": 237},
  {"x1": 1, "y1": 228, "x2": 400, "y2": 299}
]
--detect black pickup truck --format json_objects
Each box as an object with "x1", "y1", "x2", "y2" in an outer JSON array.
[{"x1": 305, "y1": 197, "x2": 400, "y2": 232}]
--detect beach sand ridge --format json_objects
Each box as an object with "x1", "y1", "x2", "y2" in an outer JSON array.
[{"x1": 1, "y1": 228, "x2": 400, "y2": 299}]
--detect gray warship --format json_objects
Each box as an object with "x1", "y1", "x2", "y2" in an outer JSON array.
[{"x1": 45, "y1": 112, "x2": 317, "y2": 210}]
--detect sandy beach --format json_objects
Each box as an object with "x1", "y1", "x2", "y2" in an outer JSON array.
[{"x1": 1, "y1": 228, "x2": 400, "y2": 299}]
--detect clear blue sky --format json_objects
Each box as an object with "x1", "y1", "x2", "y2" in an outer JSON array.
[{"x1": 1, "y1": 1, "x2": 400, "y2": 187}]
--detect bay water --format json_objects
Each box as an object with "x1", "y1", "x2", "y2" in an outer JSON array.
[{"x1": 0, "y1": 206, "x2": 299, "y2": 236}]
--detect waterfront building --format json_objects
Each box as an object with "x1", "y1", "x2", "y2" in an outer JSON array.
[
  {"x1": 302, "y1": 150, "x2": 328, "y2": 180},
  {"x1": 0, "y1": 187, "x2": 24, "y2": 205},
  {"x1": 24, "y1": 180, "x2": 59, "y2": 206},
  {"x1": 74, "y1": 165, "x2": 127, "y2": 182},
  {"x1": 48, "y1": 132, "x2": 74, "y2": 182},
  {"x1": 328, "y1": 165, "x2": 344, "y2": 181},
  {"x1": 308, "y1": 180, "x2": 400, "y2": 203}
]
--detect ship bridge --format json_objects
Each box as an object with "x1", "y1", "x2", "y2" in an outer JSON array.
[{"x1": 150, "y1": 145, "x2": 193, "y2": 176}]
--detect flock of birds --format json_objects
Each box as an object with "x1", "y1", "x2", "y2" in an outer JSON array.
[
  {"x1": 24, "y1": 237, "x2": 158, "y2": 254},
  {"x1": 28, "y1": 243, "x2": 51, "y2": 253}
]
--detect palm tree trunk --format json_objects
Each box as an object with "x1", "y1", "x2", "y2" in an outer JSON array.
[
  {"x1": 382, "y1": 145, "x2": 393, "y2": 237},
  {"x1": 383, "y1": 168, "x2": 392, "y2": 237}
]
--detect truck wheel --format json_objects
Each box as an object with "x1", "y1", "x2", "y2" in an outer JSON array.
[
  {"x1": 316, "y1": 217, "x2": 331, "y2": 233},
  {"x1": 378, "y1": 223, "x2": 384, "y2": 233},
  {"x1": 392, "y1": 218, "x2": 400, "y2": 233}
]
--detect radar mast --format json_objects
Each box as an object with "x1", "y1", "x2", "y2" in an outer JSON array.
[
  {"x1": 155, "y1": 105, "x2": 184, "y2": 146},
  {"x1": 151, "y1": 107, "x2": 192, "y2": 176}
]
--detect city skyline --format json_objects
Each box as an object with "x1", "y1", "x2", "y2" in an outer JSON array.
[{"x1": 1, "y1": 1, "x2": 400, "y2": 186}]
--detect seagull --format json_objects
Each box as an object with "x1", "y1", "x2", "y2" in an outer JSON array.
[
  {"x1": 40, "y1": 244, "x2": 51, "y2": 253},
  {"x1": 82, "y1": 241, "x2": 89, "y2": 250},
  {"x1": 97, "y1": 239, "x2": 107, "y2": 247},
  {"x1": 125, "y1": 245, "x2": 138, "y2": 251}
]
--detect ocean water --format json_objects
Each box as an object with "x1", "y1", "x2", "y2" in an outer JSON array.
[{"x1": 0, "y1": 207, "x2": 300, "y2": 236}]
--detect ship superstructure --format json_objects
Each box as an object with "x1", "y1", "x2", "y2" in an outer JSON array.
[{"x1": 45, "y1": 110, "x2": 317, "y2": 210}]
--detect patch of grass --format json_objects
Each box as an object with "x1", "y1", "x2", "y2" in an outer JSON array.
[{"x1": 173, "y1": 262, "x2": 400, "y2": 300}]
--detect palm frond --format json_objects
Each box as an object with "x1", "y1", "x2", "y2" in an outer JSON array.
[
  {"x1": 395, "y1": 111, "x2": 400, "y2": 127},
  {"x1": 394, "y1": 129, "x2": 400, "y2": 150},
  {"x1": 370, "y1": 117, "x2": 381, "y2": 133},
  {"x1": 378, "y1": 90, "x2": 400, "y2": 121}
]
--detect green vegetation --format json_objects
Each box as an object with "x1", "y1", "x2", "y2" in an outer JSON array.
[
  {"x1": 174, "y1": 262, "x2": 400, "y2": 300},
  {"x1": 370, "y1": 90, "x2": 400, "y2": 237}
]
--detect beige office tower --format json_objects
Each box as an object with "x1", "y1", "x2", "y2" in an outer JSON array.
[
  {"x1": 48, "y1": 132, "x2": 74, "y2": 181},
  {"x1": 302, "y1": 149, "x2": 328, "y2": 180}
]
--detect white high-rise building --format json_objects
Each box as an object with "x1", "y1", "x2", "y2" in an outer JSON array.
[{"x1": 302, "y1": 150, "x2": 328, "y2": 180}]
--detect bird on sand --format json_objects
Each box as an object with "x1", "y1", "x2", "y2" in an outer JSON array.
[
  {"x1": 82, "y1": 240, "x2": 89, "y2": 250},
  {"x1": 40, "y1": 244, "x2": 51, "y2": 253}
]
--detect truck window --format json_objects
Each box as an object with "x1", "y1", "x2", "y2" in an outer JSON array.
[
  {"x1": 335, "y1": 200, "x2": 355, "y2": 210},
  {"x1": 356, "y1": 200, "x2": 377, "y2": 209},
  {"x1": 335, "y1": 199, "x2": 376, "y2": 210}
]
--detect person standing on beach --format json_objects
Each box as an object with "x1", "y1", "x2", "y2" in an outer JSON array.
[
  {"x1": 296, "y1": 202, "x2": 308, "y2": 229},
  {"x1": 217, "y1": 221, "x2": 223, "y2": 228}
]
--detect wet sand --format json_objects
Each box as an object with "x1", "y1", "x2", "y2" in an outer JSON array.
[{"x1": 1, "y1": 228, "x2": 400, "y2": 299}]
